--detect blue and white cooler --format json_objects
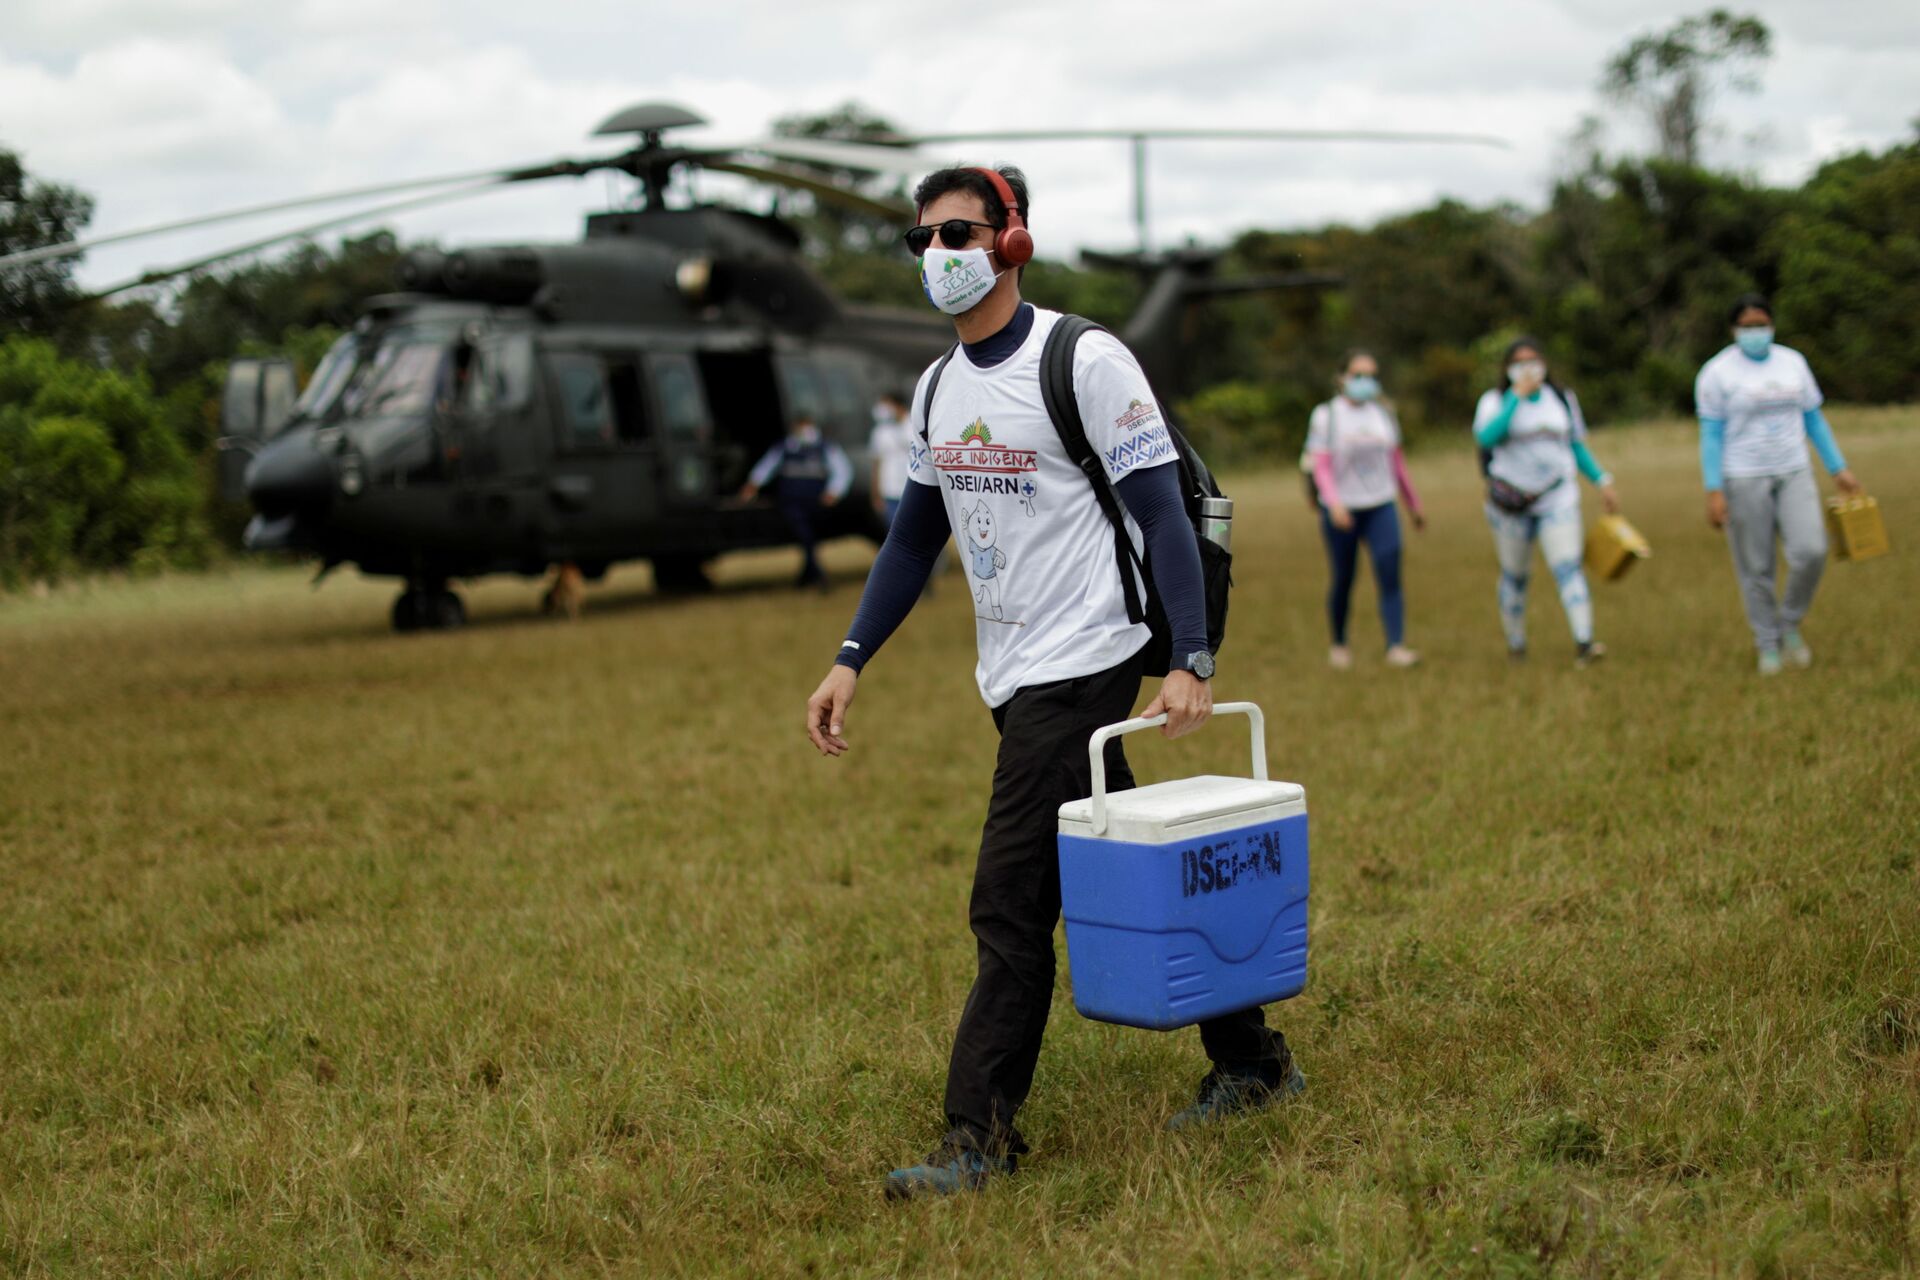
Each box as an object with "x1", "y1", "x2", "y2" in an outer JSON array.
[{"x1": 1056, "y1": 702, "x2": 1309, "y2": 1030}]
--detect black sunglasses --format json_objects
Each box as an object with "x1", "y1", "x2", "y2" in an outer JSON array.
[{"x1": 904, "y1": 219, "x2": 998, "y2": 256}]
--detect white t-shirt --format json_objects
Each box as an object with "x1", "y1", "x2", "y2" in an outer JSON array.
[
  {"x1": 1306, "y1": 398, "x2": 1400, "y2": 510},
  {"x1": 908, "y1": 307, "x2": 1172, "y2": 707},
  {"x1": 868, "y1": 415, "x2": 911, "y2": 501},
  {"x1": 1473, "y1": 386, "x2": 1586, "y2": 515},
  {"x1": 1694, "y1": 344, "x2": 1824, "y2": 478}
]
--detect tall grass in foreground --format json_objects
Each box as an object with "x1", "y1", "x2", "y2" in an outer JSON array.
[{"x1": 1, "y1": 413, "x2": 1915, "y2": 1277}]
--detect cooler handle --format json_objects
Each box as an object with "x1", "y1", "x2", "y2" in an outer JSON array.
[{"x1": 1086, "y1": 701, "x2": 1267, "y2": 837}]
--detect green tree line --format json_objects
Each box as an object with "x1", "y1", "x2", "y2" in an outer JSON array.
[
  {"x1": 0, "y1": 229, "x2": 403, "y2": 586},
  {"x1": 1173, "y1": 135, "x2": 1919, "y2": 465}
]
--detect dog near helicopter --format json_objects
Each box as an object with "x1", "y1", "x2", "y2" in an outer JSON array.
[{"x1": 6, "y1": 102, "x2": 1501, "y2": 631}]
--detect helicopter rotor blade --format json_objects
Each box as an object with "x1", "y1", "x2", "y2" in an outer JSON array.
[
  {"x1": 3, "y1": 138, "x2": 921, "y2": 280},
  {"x1": 886, "y1": 127, "x2": 1510, "y2": 148},
  {"x1": 0, "y1": 162, "x2": 588, "y2": 276},
  {"x1": 876, "y1": 126, "x2": 1507, "y2": 255},
  {"x1": 83, "y1": 180, "x2": 516, "y2": 301},
  {"x1": 722, "y1": 136, "x2": 934, "y2": 178},
  {"x1": 702, "y1": 161, "x2": 913, "y2": 221}
]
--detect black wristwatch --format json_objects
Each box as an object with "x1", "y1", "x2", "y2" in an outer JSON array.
[{"x1": 1182, "y1": 650, "x2": 1215, "y2": 680}]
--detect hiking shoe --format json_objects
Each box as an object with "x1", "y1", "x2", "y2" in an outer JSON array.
[
  {"x1": 883, "y1": 1139, "x2": 1015, "y2": 1201},
  {"x1": 1575, "y1": 640, "x2": 1607, "y2": 669},
  {"x1": 1165, "y1": 1063, "x2": 1306, "y2": 1132},
  {"x1": 1507, "y1": 644, "x2": 1528, "y2": 664},
  {"x1": 1385, "y1": 645, "x2": 1421, "y2": 669},
  {"x1": 1783, "y1": 630, "x2": 1812, "y2": 668},
  {"x1": 1757, "y1": 648, "x2": 1784, "y2": 677},
  {"x1": 1328, "y1": 645, "x2": 1353, "y2": 671}
]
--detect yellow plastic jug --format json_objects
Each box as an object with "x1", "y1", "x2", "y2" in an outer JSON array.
[
  {"x1": 1585, "y1": 514, "x2": 1651, "y2": 581},
  {"x1": 1826, "y1": 495, "x2": 1890, "y2": 562}
]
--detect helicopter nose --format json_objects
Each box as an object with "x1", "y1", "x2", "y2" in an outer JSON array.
[{"x1": 245, "y1": 436, "x2": 335, "y2": 517}]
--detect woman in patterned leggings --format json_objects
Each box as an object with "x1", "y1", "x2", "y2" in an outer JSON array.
[{"x1": 1472, "y1": 338, "x2": 1621, "y2": 668}]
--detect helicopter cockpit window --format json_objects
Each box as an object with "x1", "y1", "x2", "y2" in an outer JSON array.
[
  {"x1": 455, "y1": 335, "x2": 535, "y2": 415},
  {"x1": 549, "y1": 353, "x2": 615, "y2": 447},
  {"x1": 481, "y1": 335, "x2": 534, "y2": 411},
  {"x1": 345, "y1": 341, "x2": 453, "y2": 419},
  {"x1": 294, "y1": 334, "x2": 361, "y2": 419}
]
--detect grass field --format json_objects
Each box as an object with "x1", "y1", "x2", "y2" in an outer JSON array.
[{"x1": 2, "y1": 413, "x2": 1916, "y2": 1278}]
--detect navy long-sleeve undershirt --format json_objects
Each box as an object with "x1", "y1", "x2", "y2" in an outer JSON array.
[{"x1": 833, "y1": 460, "x2": 1207, "y2": 675}]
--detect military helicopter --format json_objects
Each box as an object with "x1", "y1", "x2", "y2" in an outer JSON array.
[{"x1": 5, "y1": 103, "x2": 1502, "y2": 630}]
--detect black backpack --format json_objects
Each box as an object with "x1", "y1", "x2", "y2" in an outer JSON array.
[{"x1": 918, "y1": 314, "x2": 1230, "y2": 676}]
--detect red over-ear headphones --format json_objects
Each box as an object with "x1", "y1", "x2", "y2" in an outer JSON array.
[{"x1": 969, "y1": 167, "x2": 1033, "y2": 267}]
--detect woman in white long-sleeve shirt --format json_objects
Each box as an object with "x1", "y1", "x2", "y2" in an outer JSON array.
[{"x1": 1695, "y1": 293, "x2": 1864, "y2": 675}]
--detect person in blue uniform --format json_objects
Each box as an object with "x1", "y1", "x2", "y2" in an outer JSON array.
[{"x1": 740, "y1": 414, "x2": 852, "y2": 590}]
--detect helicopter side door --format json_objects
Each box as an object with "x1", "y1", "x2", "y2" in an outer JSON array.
[
  {"x1": 785, "y1": 351, "x2": 886, "y2": 541},
  {"x1": 541, "y1": 347, "x2": 661, "y2": 557},
  {"x1": 647, "y1": 352, "x2": 712, "y2": 511},
  {"x1": 444, "y1": 328, "x2": 535, "y2": 484},
  {"x1": 819, "y1": 354, "x2": 880, "y2": 522}
]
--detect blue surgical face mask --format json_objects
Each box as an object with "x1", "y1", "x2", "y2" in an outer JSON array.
[
  {"x1": 1342, "y1": 374, "x2": 1380, "y2": 402},
  {"x1": 1735, "y1": 325, "x2": 1774, "y2": 359}
]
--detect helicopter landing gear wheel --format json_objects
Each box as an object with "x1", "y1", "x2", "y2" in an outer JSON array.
[
  {"x1": 651, "y1": 555, "x2": 712, "y2": 595},
  {"x1": 393, "y1": 584, "x2": 466, "y2": 632},
  {"x1": 426, "y1": 589, "x2": 466, "y2": 629}
]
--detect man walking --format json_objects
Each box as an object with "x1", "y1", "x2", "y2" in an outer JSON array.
[
  {"x1": 740, "y1": 413, "x2": 851, "y2": 591},
  {"x1": 804, "y1": 166, "x2": 1301, "y2": 1200}
]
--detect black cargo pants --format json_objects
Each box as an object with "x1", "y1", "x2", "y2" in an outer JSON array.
[
  {"x1": 942, "y1": 647, "x2": 1291, "y2": 1154},
  {"x1": 776, "y1": 476, "x2": 827, "y2": 586}
]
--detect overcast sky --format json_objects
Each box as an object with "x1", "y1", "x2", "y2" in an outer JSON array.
[{"x1": 4, "y1": 0, "x2": 1916, "y2": 293}]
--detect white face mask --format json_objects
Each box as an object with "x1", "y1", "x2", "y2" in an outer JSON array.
[
  {"x1": 1507, "y1": 360, "x2": 1546, "y2": 387},
  {"x1": 920, "y1": 245, "x2": 1002, "y2": 316}
]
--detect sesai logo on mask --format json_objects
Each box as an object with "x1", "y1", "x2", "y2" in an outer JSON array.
[{"x1": 921, "y1": 245, "x2": 999, "y2": 316}]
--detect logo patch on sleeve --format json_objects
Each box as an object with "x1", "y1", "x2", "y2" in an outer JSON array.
[{"x1": 1115, "y1": 399, "x2": 1160, "y2": 432}]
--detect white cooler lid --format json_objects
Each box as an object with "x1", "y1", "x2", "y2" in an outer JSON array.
[{"x1": 1058, "y1": 774, "x2": 1305, "y2": 842}]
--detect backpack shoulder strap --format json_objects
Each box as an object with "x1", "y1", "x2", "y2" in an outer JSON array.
[
  {"x1": 916, "y1": 345, "x2": 961, "y2": 445},
  {"x1": 1038, "y1": 314, "x2": 1100, "y2": 460},
  {"x1": 1039, "y1": 314, "x2": 1146, "y2": 625},
  {"x1": 1556, "y1": 384, "x2": 1586, "y2": 433}
]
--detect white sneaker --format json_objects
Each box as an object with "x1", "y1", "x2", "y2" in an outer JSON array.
[
  {"x1": 1782, "y1": 630, "x2": 1812, "y2": 668},
  {"x1": 1385, "y1": 645, "x2": 1421, "y2": 669},
  {"x1": 1757, "y1": 649, "x2": 1784, "y2": 677},
  {"x1": 1328, "y1": 645, "x2": 1353, "y2": 671}
]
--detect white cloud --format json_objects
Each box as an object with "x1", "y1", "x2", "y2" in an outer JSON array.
[
  {"x1": 4, "y1": 0, "x2": 258, "y2": 49},
  {"x1": 0, "y1": 39, "x2": 286, "y2": 175},
  {"x1": 316, "y1": 46, "x2": 630, "y2": 181}
]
